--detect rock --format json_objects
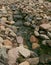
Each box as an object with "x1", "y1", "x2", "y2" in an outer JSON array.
[
  {"x1": 8, "y1": 47, "x2": 19, "y2": 65},
  {"x1": 3, "y1": 39, "x2": 12, "y2": 48},
  {"x1": 17, "y1": 36, "x2": 23, "y2": 44},
  {"x1": 0, "y1": 25, "x2": 5, "y2": 31},
  {"x1": 1, "y1": 17, "x2": 7, "y2": 23},
  {"x1": 39, "y1": 34, "x2": 49, "y2": 39},
  {"x1": 32, "y1": 43, "x2": 40, "y2": 49},
  {"x1": 10, "y1": 31, "x2": 16, "y2": 36},
  {"x1": 40, "y1": 23, "x2": 51, "y2": 30},
  {"x1": 39, "y1": 0, "x2": 44, "y2": 3},
  {"x1": 6, "y1": 20, "x2": 15, "y2": 25},
  {"x1": 18, "y1": 46, "x2": 31, "y2": 58},
  {"x1": 39, "y1": 54, "x2": 51, "y2": 64},
  {"x1": 19, "y1": 61, "x2": 30, "y2": 65},
  {"x1": 27, "y1": 57, "x2": 39, "y2": 65},
  {"x1": 46, "y1": 40, "x2": 51, "y2": 47},
  {"x1": 34, "y1": 31, "x2": 39, "y2": 37},
  {"x1": 30, "y1": 35, "x2": 38, "y2": 43},
  {"x1": 24, "y1": 22, "x2": 31, "y2": 26},
  {"x1": 0, "y1": 47, "x2": 8, "y2": 60},
  {"x1": 0, "y1": 63, "x2": 4, "y2": 65},
  {"x1": 47, "y1": 32, "x2": 51, "y2": 38},
  {"x1": 42, "y1": 40, "x2": 46, "y2": 45},
  {"x1": 0, "y1": 37, "x2": 4, "y2": 43}
]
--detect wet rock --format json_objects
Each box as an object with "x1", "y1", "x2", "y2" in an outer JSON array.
[
  {"x1": 18, "y1": 46, "x2": 31, "y2": 58},
  {"x1": 30, "y1": 35, "x2": 38, "y2": 43},
  {"x1": 39, "y1": 34, "x2": 49, "y2": 39},
  {"x1": 40, "y1": 23, "x2": 51, "y2": 30},
  {"x1": 27, "y1": 57, "x2": 39, "y2": 65},
  {"x1": 32, "y1": 43, "x2": 40, "y2": 49},
  {"x1": 34, "y1": 31, "x2": 39, "y2": 37},
  {"x1": 19, "y1": 61, "x2": 30, "y2": 65}
]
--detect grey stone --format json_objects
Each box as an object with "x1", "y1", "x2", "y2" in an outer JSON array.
[
  {"x1": 39, "y1": 34, "x2": 49, "y2": 40},
  {"x1": 46, "y1": 40, "x2": 51, "y2": 47},
  {"x1": 34, "y1": 31, "x2": 39, "y2": 37},
  {"x1": 47, "y1": 32, "x2": 51, "y2": 38}
]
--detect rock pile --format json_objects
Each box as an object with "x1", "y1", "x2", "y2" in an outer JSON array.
[{"x1": 0, "y1": 0, "x2": 51, "y2": 65}]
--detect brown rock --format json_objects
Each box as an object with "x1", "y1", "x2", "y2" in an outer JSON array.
[
  {"x1": 32, "y1": 43, "x2": 40, "y2": 49},
  {"x1": 30, "y1": 35, "x2": 38, "y2": 43},
  {"x1": 19, "y1": 61, "x2": 30, "y2": 65},
  {"x1": 40, "y1": 23, "x2": 51, "y2": 30},
  {"x1": 3, "y1": 39, "x2": 12, "y2": 47}
]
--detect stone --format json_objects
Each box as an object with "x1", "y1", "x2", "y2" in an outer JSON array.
[
  {"x1": 27, "y1": 57, "x2": 39, "y2": 65},
  {"x1": 18, "y1": 46, "x2": 31, "y2": 58},
  {"x1": 0, "y1": 37, "x2": 4, "y2": 43},
  {"x1": 17, "y1": 36, "x2": 23, "y2": 44},
  {"x1": 24, "y1": 22, "x2": 31, "y2": 26},
  {"x1": 39, "y1": 34, "x2": 49, "y2": 39},
  {"x1": 40, "y1": 23, "x2": 51, "y2": 30},
  {"x1": 46, "y1": 40, "x2": 51, "y2": 47},
  {"x1": 1, "y1": 17, "x2": 7, "y2": 23},
  {"x1": 39, "y1": 54, "x2": 51, "y2": 64},
  {"x1": 0, "y1": 47, "x2": 8, "y2": 60},
  {"x1": 32, "y1": 43, "x2": 40, "y2": 49},
  {"x1": 10, "y1": 31, "x2": 16, "y2": 36},
  {"x1": 19, "y1": 61, "x2": 30, "y2": 65},
  {"x1": 6, "y1": 20, "x2": 15, "y2": 25},
  {"x1": 0, "y1": 25, "x2": 5, "y2": 31},
  {"x1": 47, "y1": 32, "x2": 51, "y2": 38},
  {"x1": 39, "y1": 0, "x2": 44, "y2": 3},
  {"x1": 8, "y1": 47, "x2": 19, "y2": 65},
  {"x1": 42, "y1": 40, "x2": 46, "y2": 45},
  {"x1": 0, "y1": 63, "x2": 4, "y2": 65},
  {"x1": 3, "y1": 39, "x2": 12, "y2": 48},
  {"x1": 34, "y1": 31, "x2": 39, "y2": 37},
  {"x1": 30, "y1": 35, "x2": 38, "y2": 43}
]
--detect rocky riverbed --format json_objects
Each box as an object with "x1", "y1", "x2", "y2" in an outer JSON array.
[{"x1": 0, "y1": 0, "x2": 51, "y2": 65}]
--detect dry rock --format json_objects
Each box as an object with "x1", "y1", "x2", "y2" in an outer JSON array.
[
  {"x1": 19, "y1": 61, "x2": 30, "y2": 65},
  {"x1": 18, "y1": 46, "x2": 31, "y2": 58},
  {"x1": 27, "y1": 57, "x2": 39, "y2": 65},
  {"x1": 32, "y1": 43, "x2": 40, "y2": 49},
  {"x1": 30, "y1": 35, "x2": 38, "y2": 43}
]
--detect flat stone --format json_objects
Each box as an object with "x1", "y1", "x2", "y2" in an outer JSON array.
[
  {"x1": 40, "y1": 23, "x2": 51, "y2": 30},
  {"x1": 8, "y1": 47, "x2": 19, "y2": 65},
  {"x1": 27, "y1": 57, "x2": 39, "y2": 65},
  {"x1": 32, "y1": 43, "x2": 40, "y2": 49},
  {"x1": 39, "y1": 34, "x2": 49, "y2": 40},
  {"x1": 19, "y1": 61, "x2": 30, "y2": 65},
  {"x1": 30, "y1": 35, "x2": 38, "y2": 43},
  {"x1": 18, "y1": 46, "x2": 31, "y2": 58}
]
